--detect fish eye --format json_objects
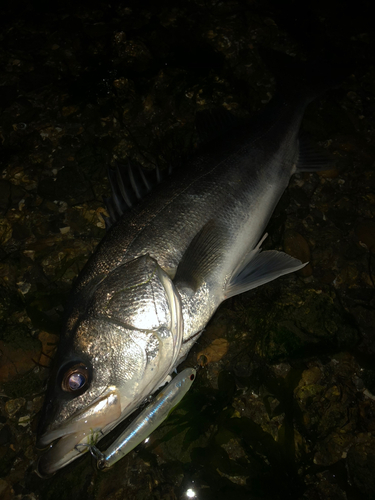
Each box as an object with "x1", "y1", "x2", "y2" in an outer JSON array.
[
  {"x1": 190, "y1": 374, "x2": 195, "y2": 381},
  {"x1": 61, "y1": 363, "x2": 89, "y2": 392}
]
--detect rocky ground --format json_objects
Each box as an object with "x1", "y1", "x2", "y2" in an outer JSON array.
[{"x1": 0, "y1": 0, "x2": 375, "y2": 499}]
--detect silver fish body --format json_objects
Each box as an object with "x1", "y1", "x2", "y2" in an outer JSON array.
[{"x1": 37, "y1": 85, "x2": 327, "y2": 475}]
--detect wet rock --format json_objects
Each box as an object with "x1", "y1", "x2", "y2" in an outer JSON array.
[
  {"x1": 272, "y1": 362, "x2": 291, "y2": 378},
  {"x1": 302, "y1": 477, "x2": 347, "y2": 500},
  {"x1": 333, "y1": 264, "x2": 359, "y2": 288},
  {"x1": 261, "y1": 287, "x2": 358, "y2": 362},
  {"x1": 314, "y1": 432, "x2": 354, "y2": 466},
  {"x1": 232, "y1": 392, "x2": 283, "y2": 441},
  {"x1": 295, "y1": 383, "x2": 324, "y2": 401},
  {"x1": 5, "y1": 398, "x2": 25, "y2": 419},
  {"x1": 221, "y1": 438, "x2": 246, "y2": 460},
  {"x1": 347, "y1": 436, "x2": 375, "y2": 498},
  {"x1": 0, "y1": 218, "x2": 12, "y2": 246},
  {"x1": 301, "y1": 366, "x2": 323, "y2": 385},
  {"x1": 0, "y1": 479, "x2": 13, "y2": 500},
  {"x1": 216, "y1": 468, "x2": 248, "y2": 486},
  {"x1": 37, "y1": 331, "x2": 59, "y2": 368},
  {"x1": 37, "y1": 165, "x2": 93, "y2": 204},
  {"x1": 18, "y1": 415, "x2": 31, "y2": 427},
  {"x1": 113, "y1": 33, "x2": 153, "y2": 72},
  {"x1": 0, "y1": 333, "x2": 42, "y2": 385},
  {"x1": 1, "y1": 368, "x2": 44, "y2": 399},
  {"x1": 317, "y1": 166, "x2": 340, "y2": 179},
  {"x1": 197, "y1": 338, "x2": 229, "y2": 364},
  {"x1": 32, "y1": 395, "x2": 44, "y2": 414}
]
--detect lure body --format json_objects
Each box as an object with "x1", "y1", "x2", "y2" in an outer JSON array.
[{"x1": 91, "y1": 368, "x2": 196, "y2": 469}]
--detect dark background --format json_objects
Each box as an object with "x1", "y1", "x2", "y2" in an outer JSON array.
[{"x1": 0, "y1": 1, "x2": 375, "y2": 499}]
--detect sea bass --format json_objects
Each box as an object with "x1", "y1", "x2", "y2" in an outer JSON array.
[{"x1": 37, "y1": 62, "x2": 332, "y2": 475}]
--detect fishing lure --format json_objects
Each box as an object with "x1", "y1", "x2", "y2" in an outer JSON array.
[{"x1": 89, "y1": 367, "x2": 196, "y2": 469}]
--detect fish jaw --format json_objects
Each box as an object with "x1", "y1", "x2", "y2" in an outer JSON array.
[{"x1": 37, "y1": 387, "x2": 121, "y2": 476}]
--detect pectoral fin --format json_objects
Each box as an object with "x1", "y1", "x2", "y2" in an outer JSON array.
[
  {"x1": 174, "y1": 220, "x2": 226, "y2": 291},
  {"x1": 225, "y1": 244, "x2": 307, "y2": 299},
  {"x1": 176, "y1": 224, "x2": 306, "y2": 298}
]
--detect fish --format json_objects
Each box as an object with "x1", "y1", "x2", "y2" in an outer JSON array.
[{"x1": 37, "y1": 55, "x2": 334, "y2": 475}]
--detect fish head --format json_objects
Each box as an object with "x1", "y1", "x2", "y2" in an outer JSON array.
[{"x1": 37, "y1": 254, "x2": 183, "y2": 475}]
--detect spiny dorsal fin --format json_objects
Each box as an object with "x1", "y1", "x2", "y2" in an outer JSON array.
[{"x1": 103, "y1": 162, "x2": 169, "y2": 229}]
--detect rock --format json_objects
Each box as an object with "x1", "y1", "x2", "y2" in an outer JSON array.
[
  {"x1": 295, "y1": 384, "x2": 324, "y2": 401},
  {"x1": 0, "y1": 336, "x2": 42, "y2": 385},
  {"x1": 38, "y1": 331, "x2": 59, "y2": 368},
  {"x1": 0, "y1": 479, "x2": 13, "y2": 500},
  {"x1": 197, "y1": 338, "x2": 229, "y2": 364},
  {"x1": 314, "y1": 432, "x2": 353, "y2": 466},
  {"x1": 5, "y1": 398, "x2": 25, "y2": 418},
  {"x1": 301, "y1": 366, "x2": 323, "y2": 385},
  {"x1": 317, "y1": 166, "x2": 340, "y2": 179},
  {"x1": 347, "y1": 436, "x2": 375, "y2": 498}
]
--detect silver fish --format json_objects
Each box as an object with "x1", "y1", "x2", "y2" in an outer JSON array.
[{"x1": 37, "y1": 67, "x2": 332, "y2": 475}]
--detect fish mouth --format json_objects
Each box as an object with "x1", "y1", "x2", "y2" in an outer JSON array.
[
  {"x1": 37, "y1": 387, "x2": 121, "y2": 476},
  {"x1": 37, "y1": 429, "x2": 101, "y2": 476}
]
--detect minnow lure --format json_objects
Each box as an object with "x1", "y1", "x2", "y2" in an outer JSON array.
[{"x1": 88, "y1": 367, "x2": 196, "y2": 469}]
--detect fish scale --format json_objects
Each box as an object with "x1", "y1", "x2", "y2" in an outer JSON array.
[{"x1": 37, "y1": 68, "x2": 334, "y2": 475}]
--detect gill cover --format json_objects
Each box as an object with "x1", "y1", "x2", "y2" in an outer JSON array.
[
  {"x1": 37, "y1": 254, "x2": 184, "y2": 474},
  {"x1": 87, "y1": 253, "x2": 184, "y2": 396}
]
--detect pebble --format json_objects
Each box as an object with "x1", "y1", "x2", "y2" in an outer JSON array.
[
  {"x1": 0, "y1": 479, "x2": 13, "y2": 500},
  {"x1": 197, "y1": 338, "x2": 229, "y2": 364},
  {"x1": 5, "y1": 398, "x2": 25, "y2": 418}
]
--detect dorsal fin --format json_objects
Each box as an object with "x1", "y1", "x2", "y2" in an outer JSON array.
[{"x1": 103, "y1": 162, "x2": 168, "y2": 229}]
